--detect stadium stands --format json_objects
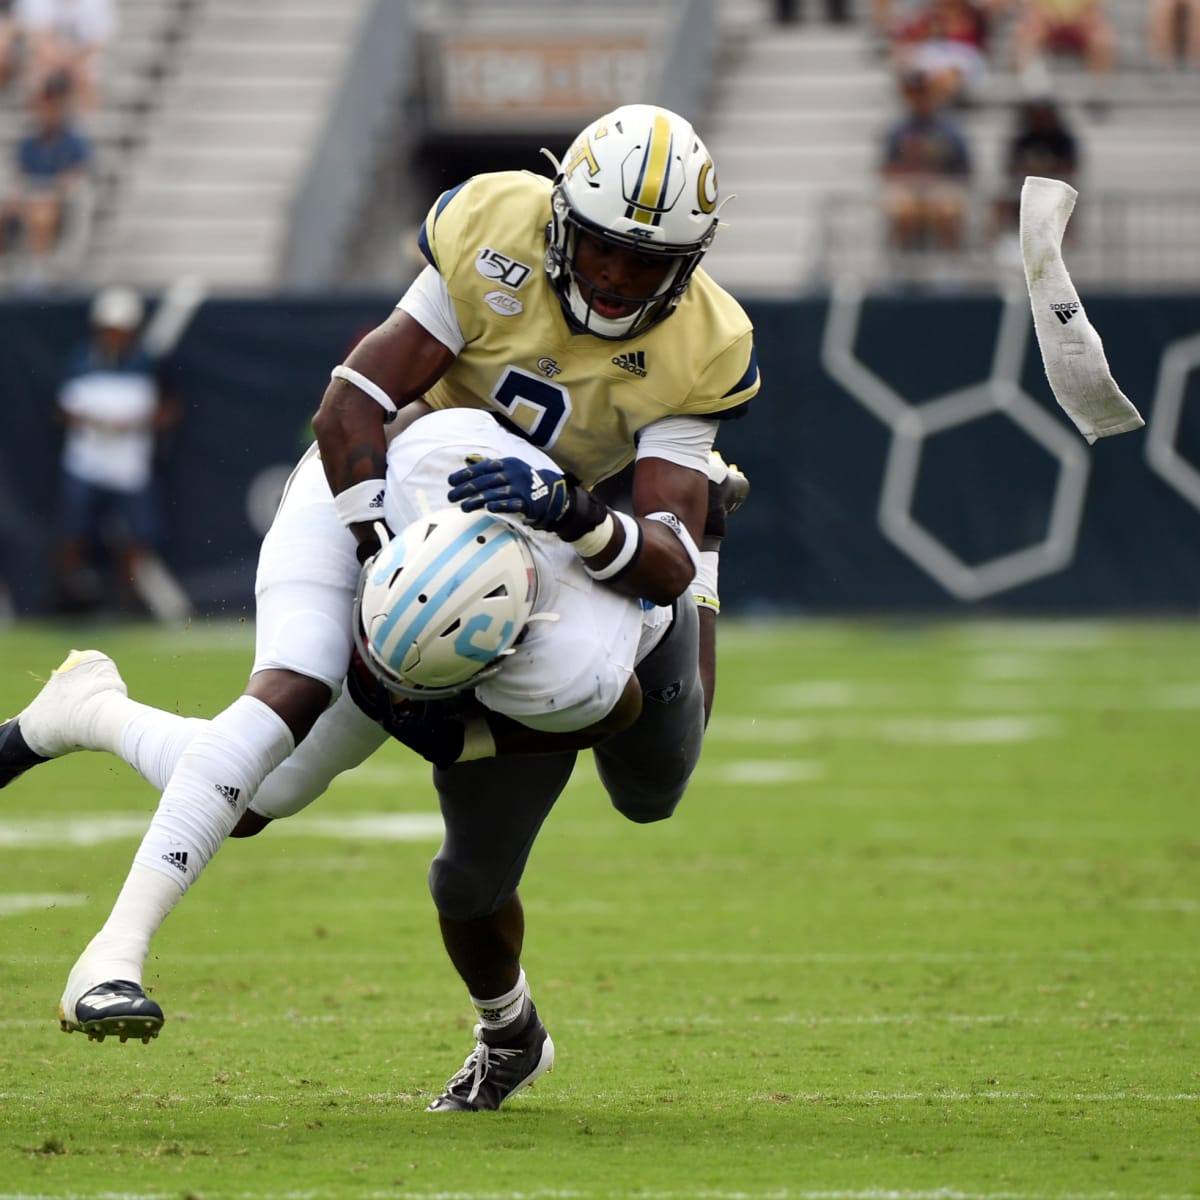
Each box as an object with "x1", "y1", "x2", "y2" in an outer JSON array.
[{"x1": 0, "y1": 0, "x2": 1196, "y2": 295}]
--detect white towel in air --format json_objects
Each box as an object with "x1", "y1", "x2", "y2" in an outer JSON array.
[{"x1": 1019, "y1": 175, "x2": 1144, "y2": 444}]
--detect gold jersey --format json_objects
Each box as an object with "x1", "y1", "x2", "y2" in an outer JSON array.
[{"x1": 417, "y1": 171, "x2": 759, "y2": 489}]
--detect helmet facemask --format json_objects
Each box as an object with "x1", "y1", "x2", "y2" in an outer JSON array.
[
  {"x1": 545, "y1": 186, "x2": 712, "y2": 340},
  {"x1": 542, "y1": 105, "x2": 722, "y2": 341}
]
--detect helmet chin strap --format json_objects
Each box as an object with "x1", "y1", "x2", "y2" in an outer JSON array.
[{"x1": 566, "y1": 280, "x2": 641, "y2": 339}]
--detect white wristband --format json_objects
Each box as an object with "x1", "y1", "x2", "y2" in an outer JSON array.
[
  {"x1": 333, "y1": 478, "x2": 386, "y2": 527},
  {"x1": 585, "y1": 511, "x2": 642, "y2": 582},
  {"x1": 330, "y1": 364, "x2": 397, "y2": 415},
  {"x1": 644, "y1": 510, "x2": 701, "y2": 575},
  {"x1": 570, "y1": 512, "x2": 616, "y2": 559}
]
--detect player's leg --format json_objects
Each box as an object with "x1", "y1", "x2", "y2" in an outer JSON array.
[
  {"x1": 425, "y1": 753, "x2": 574, "y2": 1112},
  {"x1": 592, "y1": 451, "x2": 747, "y2": 823},
  {"x1": 593, "y1": 595, "x2": 705, "y2": 824},
  {"x1": 60, "y1": 453, "x2": 364, "y2": 1041},
  {"x1": 237, "y1": 684, "x2": 389, "y2": 834}
]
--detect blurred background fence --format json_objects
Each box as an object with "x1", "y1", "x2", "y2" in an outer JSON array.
[{"x1": 0, "y1": 0, "x2": 1197, "y2": 619}]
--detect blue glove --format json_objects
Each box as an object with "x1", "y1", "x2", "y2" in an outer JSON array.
[{"x1": 447, "y1": 457, "x2": 571, "y2": 530}]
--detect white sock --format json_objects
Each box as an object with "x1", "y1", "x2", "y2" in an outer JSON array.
[
  {"x1": 471, "y1": 968, "x2": 529, "y2": 1035},
  {"x1": 120, "y1": 708, "x2": 208, "y2": 791},
  {"x1": 61, "y1": 864, "x2": 184, "y2": 1012},
  {"x1": 61, "y1": 696, "x2": 295, "y2": 1013},
  {"x1": 130, "y1": 695, "x2": 294, "y2": 890}
]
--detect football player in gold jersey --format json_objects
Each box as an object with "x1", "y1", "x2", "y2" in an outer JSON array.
[
  {"x1": 313, "y1": 102, "x2": 757, "y2": 1109},
  {"x1": 10, "y1": 104, "x2": 757, "y2": 1111}
]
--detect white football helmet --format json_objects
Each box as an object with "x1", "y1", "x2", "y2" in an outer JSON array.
[
  {"x1": 353, "y1": 507, "x2": 537, "y2": 700},
  {"x1": 544, "y1": 104, "x2": 721, "y2": 340}
]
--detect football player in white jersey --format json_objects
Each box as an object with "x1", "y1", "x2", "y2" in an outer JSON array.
[{"x1": 0, "y1": 104, "x2": 758, "y2": 1111}]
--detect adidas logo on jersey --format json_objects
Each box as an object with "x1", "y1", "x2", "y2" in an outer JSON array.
[
  {"x1": 162, "y1": 849, "x2": 189, "y2": 873},
  {"x1": 612, "y1": 351, "x2": 647, "y2": 378},
  {"x1": 1051, "y1": 302, "x2": 1080, "y2": 325},
  {"x1": 216, "y1": 783, "x2": 241, "y2": 807},
  {"x1": 369, "y1": 490, "x2": 384, "y2": 510}
]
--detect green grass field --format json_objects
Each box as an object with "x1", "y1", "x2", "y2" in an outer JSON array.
[{"x1": 0, "y1": 618, "x2": 1196, "y2": 1199}]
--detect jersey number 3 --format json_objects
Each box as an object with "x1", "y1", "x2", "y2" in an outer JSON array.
[{"x1": 489, "y1": 367, "x2": 572, "y2": 450}]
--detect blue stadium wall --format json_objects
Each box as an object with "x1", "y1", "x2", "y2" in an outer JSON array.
[{"x1": 1, "y1": 292, "x2": 1198, "y2": 618}]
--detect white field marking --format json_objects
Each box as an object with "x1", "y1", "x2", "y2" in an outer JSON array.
[
  {"x1": 0, "y1": 815, "x2": 152, "y2": 847},
  {"x1": 707, "y1": 716, "x2": 820, "y2": 742},
  {"x1": 322, "y1": 761, "x2": 432, "y2": 787},
  {"x1": 1125, "y1": 898, "x2": 1200, "y2": 913},
  {"x1": 950, "y1": 620, "x2": 1115, "y2": 649},
  {"x1": 767, "y1": 680, "x2": 1200, "y2": 714},
  {"x1": 1152, "y1": 683, "x2": 1200, "y2": 709},
  {"x1": 877, "y1": 715, "x2": 1058, "y2": 743},
  {"x1": 278, "y1": 813, "x2": 442, "y2": 840},
  {"x1": 710, "y1": 715, "x2": 1058, "y2": 745},
  {"x1": 764, "y1": 680, "x2": 869, "y2": 708},
  {"x1": 0, "y1": 812, "x2": 442, "y2": 848},
  {"x1": 964, "y1": 653, "x2": 1054, "y2": 680},
  {"x1": 710, "y1": 760, "x2": 825, "y2": 784},
  {"x1": 0, "y1": 893, "x2": 87, "y2": 917}
]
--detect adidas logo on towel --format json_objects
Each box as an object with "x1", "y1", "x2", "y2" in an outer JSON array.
[
  {"x1": 369, "y1": 490, "x2": 384, "y2": 510},
  {"x1": 216, "y1": 783, "x2": 241, "y2": 807},
  {"x1": 1051, "y1": 301, "x2": 1080, "y2": 325},
  {"x1": 612, "y1": 350, "x2": 647, "y2": 377},
  {"x1": 162, "y1": 850, "x2": 189, "y2": 873}
]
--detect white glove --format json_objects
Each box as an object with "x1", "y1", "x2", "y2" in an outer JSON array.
[{"x1": 1019, "y1": 176, "x2": 1144, "y2": 445}]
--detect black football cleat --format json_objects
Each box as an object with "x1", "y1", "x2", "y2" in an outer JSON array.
[
  {"x1": 0, "y1": 717, "x2": 49, "y2": 789},
  {"x1": 60, "y1": 980, "x2": 164, "y2": 1044},
  {"x1": 426, "y1": 1004, "x2": 554, "y2": 1112}
]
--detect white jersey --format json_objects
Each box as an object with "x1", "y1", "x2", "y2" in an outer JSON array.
[
  {"x1": 382, "y1": 409, "x2": 670, "y2": 732},
  {"x1": 255, "y1": 409, "x2": 669, "y2": 734}
]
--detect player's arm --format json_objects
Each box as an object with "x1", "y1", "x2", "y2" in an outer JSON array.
[
  {"x1": 446, "y1": 452, "x2": 705, "y2": 608},
  {"x1": 310, "y1": 310, "x2": 455, "y2": 562},
  {"x1": 347, "y1": 662, "x2": 643, "y2": 770}
]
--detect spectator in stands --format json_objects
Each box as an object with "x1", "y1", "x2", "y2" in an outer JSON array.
[
  {"x1": 775, "y1": 0, "x2": 850, "y2": 21},
  {"x1": 893, "y1": 0, "x2": 994, "y2": 105},
  {"x1": 0, "y1": 67, "x2": 91, "y2": 289},
  {"x1": 14, "y1": 0, "x2": 116, "y2": 111},
  {"x1": 1010, "y1": 0, "x2": 1116, "y2": 79},
  {"x1": 51, "y1": 286, "x2": 186, "y2": 618},
  {"x1": 990, "y1": 93, "x2": 1079, "y2": 255},
  {"x1": 881, "y1": 66, "x2": 973, "y2": 253},
  {"x1": 0, "y1": 0, "x2": 21, "y2": 94},
  {"x1": 1148, "y1": 0, "x2": 1200, "y2": 69}
]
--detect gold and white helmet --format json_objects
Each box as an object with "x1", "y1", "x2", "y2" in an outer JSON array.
[{"x1": 545, "y1": 104, "x2": 721, "y2": 340}]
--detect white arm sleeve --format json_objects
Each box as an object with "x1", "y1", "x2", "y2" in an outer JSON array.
[
  {"x1": 634, "y1": 416, "x2": 719, "y2": 473},
  {"x1": 1019, "y1": 176, "x2": 1143, "y2": 444},
  {"x1": 396, "y1": 265, "x2": 466, "y2": 355}
]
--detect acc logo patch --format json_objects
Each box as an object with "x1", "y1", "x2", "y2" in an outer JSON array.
[
  {"x1": 485, "y1": 291, "x2": 523, "y2": 317},
  {"x1": 476, "y1": 248, "x2": 533, "y2": 289}
]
